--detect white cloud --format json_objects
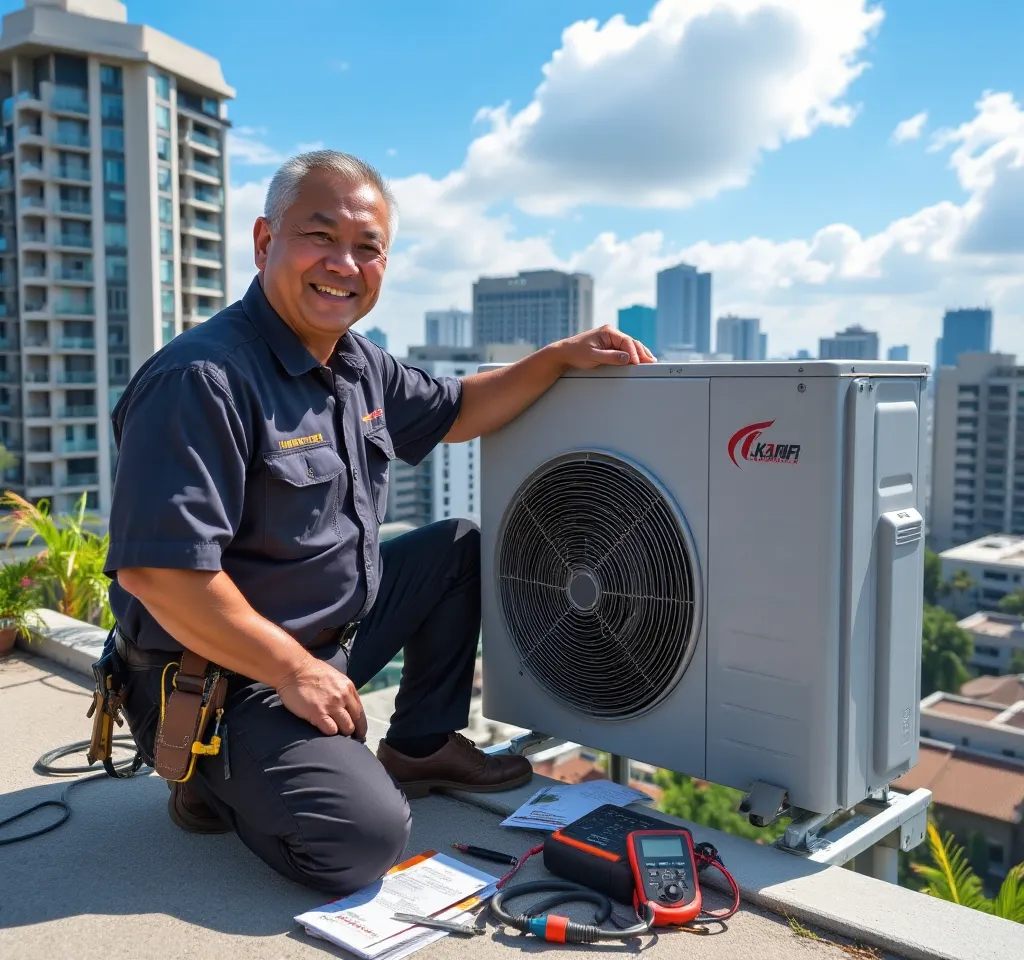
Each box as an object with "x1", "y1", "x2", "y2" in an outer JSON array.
[
  {"x1": 891, "y1": 110, "x2": 927, "y2": 144},
  {"x1": 450, "y1": 0, "x2": 884, "y2": 214},
  {"x1": 227, "y1": 3, "x2": 1024, "y2": 364},
  {"x1": 227, "y1": 127, "x2": 286, "y2": 166},
  {"x1": 386, "y1": 148, "x2": 398, "y2": 157}
]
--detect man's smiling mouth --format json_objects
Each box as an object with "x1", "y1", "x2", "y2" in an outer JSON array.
[{"x1": 311, "y1": 283, "x2": 356, "y2": 300}]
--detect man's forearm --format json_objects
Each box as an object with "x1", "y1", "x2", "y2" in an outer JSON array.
[
  {"x1": 117, "y1": 566, "x2": 310, "y2": 686},
  {"x1": 443, "y1": 342, "x2": 567, "y2": 444}
]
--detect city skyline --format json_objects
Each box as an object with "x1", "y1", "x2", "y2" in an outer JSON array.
[{"x1": 107, "y1": 0, "x2": 1023, "y2": 363}]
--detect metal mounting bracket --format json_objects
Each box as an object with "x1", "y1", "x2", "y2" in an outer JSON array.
[{"x1": 739, "y1": 780, "x2": 792, "y2": 827}]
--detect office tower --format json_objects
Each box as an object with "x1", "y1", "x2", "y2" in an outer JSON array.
[
  {"x1": 0, "y1": 0, "x2": 232, "y2": 515},
  {"x1": 617, "y1": 304, "x2": 655, "y2": 347},
  {"x1": 888, "y1": 345, "x2": 910, "y2": 361},
  {"x1": 425, "y1": 308, "x2": 471, "y2": 348},
  {"x1": 759, "y1": 332, "x2": 768, "y2": 361},
  {"x1": 656, "y1": 262, "x2": 711, "y2": 355},
  {"x1": 472, "y1": 269, "x2": 592, "y2": 349},
  {"x1": 818, "y1": 325, "x2": 879, "y2": 361},
  {"x1": 387, "y1": 344, "x2": 533, "y2": 528},
  {"x1": 363, "y1": 326, "x2": 387, "y2": 351},
  {"x1": 795, "y1": 349, "x2": 812, "y2": 360},
  {"x1": 715, "y1": 315, "x2": 763, "y2": 361},
  {"x1": 930, "y1": 352, "x2": 1024, "y2": 551},
  {"x1": 938, "y1": 308, "x2": 992, "y2": 368}
]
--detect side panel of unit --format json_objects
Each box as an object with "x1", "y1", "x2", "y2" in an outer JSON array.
[
  {"x1": 838, "y1": 376, "x2": 925, "y2": 808},
  {"x1": 705, "y1": 374, "x2": 846, "y2": 815},
  {"x1": 480, "y1": 376, "x2": 711, "y2": 779}
]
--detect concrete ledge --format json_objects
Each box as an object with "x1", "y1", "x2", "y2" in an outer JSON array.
[
  {"x1": 24, "y1": 612, "x2": 1024, "y2": 960},
  {"x1": 18, "y1": 608, "x2": 107, "y2": 676}
]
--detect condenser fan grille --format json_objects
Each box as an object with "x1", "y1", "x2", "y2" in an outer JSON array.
[{"x1": 496, "y1": 452, "x2": 700, "y2": 719}]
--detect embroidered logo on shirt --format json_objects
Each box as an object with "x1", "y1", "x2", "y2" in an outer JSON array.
[
  {"x1": 362, "y1": 408, "x2": 383, "y2": 423},
  {"x1": 278, "y1": 433, "x2": 323, "y2": 450}
]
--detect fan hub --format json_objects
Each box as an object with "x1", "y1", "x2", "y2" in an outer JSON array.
[{"x1": 567, "y1": 568, "x2": 600, "y2": 611}]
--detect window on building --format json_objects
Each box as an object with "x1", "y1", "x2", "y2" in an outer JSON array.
[
  {"x1": 162, "y1": 319, "x2": 175, "y2": 345},
  {"x1": 103, "y1": 187, "x2": 125, "y2": 219},
  {"x1": 157, "y1": 165, "x2": 172, "y2": 192},
  {"x1": 100, "y1": 64, "x2": 122, "y2": 91},
  {"x1": 160, "y1": 228, "x2": 173, "y2": 255},
  {"x1": 103, "y1": 158, "x2": 125, "y2": 184},
  {"x1": 103, "y1": 222, "x2": 127, "y2": 249},
  {"x1": 155, "y1": 73, "x2": 171, "y2": 101},
  {"x1": 156, "y1": 136, "x2": 171, "y2": 161},
  {"x1": 106, "y1": 286, "x2": 128, "y2": 313},
  {"x1": 101, "y1": 126, "x2": 124, "y2": 152},
  {"x1": 159, "y1": 196, "x2": 173, "y2": 224},
  {"x1": 156, "y1": 104, "x2": 171, "y2": 132},
  {"x1": 101, "y1": 94, "x2": 123, "y2": 122},
  {"x1": 161, "y1": 289, "x2": 174, "y2": 315},
  {"x1": 160, "y1": 259, "x2": 174, "y2": 284},
  {"x1": 106, "y1": 255, "x2": 127, "y2": 282}
]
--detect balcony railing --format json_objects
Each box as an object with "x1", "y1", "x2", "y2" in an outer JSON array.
[
  {"x1": 54, "y1": 267, "x2": 94, "y2": 282},
  {"x1": 191, "y1": 159, "x2": 221, "y2": 178},
  {"x1": 0, "y1": 371, "x2": 17, "y2": 383},
  {"x1": 188, "y1": 130, "x2": 220, "y2": 150},
  {"x1": 20, "y1": 195, "x2": 45, "y2": 211},
  {"x1": 54, "y1": 302, "x2": 94, "y2": 316},
  {"x1": 53, "y1": 165, "x2": 91, "y2": 182},
  {"x1": 21, "y1": 230, "x2": 46, "y2": 244},
  {"x1": 19, "y1": 161, "x2": 44, "y2": 177},
  {"x1": 56, "y1": 371, "x2": 96, "y2": 384},
  {"x1": 191, "y1": 188, "x2": 224, "y2": 205},
  {"x1": 0, "y1": 171, "x2": 9, "y2": 189},
  {"x1": 60, "y1": 439, "x2": 98, "y2": 454},
  {"x1": 61, "y1": 473, "x2": 99, "y2": 487},
  {"x1": 55, "y1": 234, "x2": 91, "y2": 248},
  {"x1": 193, "y1": 277, "x2": 222, "y2": 290},
  {"x1": 26, "y1": 475, "x2": 54, "y2": 488},
  {"x1": 22, "y1": 264, "x2": 46, "y2": 278},
  {"x1": 23, "y1": 302, "x2": 47, "y2": 314},
  {"x1": 17, "y1": 125, "x2": 42, "y2": 141},
  {"x1": 24, "y1": 371, "x2": 50, "y2": 383},
  {"x1": 2, "y1": 91, "x2": 34, "y2": 123},
  {"x1": 57, "y1": 336, "x2": 95, "y2": 350},
  {"x1": 59, "y1": 405, "x2": 97, "y2": 417},
  {"x1": 26, "y1": 408, "x2": 52, "y2": 419},
  {"x1": 53, "y1": 130, "x2": 90, "y2": 148},
  {"x1": 27, "y1": 442, "x2": 51, "y2": 453},
  {"x1": 56, "y1": 199, "x2": 91, "y2": 215},
  {"x1": 51, "y1": 86, "x2": 90, "y2": 115}
]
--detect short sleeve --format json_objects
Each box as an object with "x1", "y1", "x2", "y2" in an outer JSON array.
[
  {"x1": 380, "y1": 351, "x2": 463, "y2": 466},
  {"x1": 104, "y1": 365, "x2": 250, "y2": 576}
]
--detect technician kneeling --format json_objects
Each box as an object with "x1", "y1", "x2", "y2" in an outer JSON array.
[{"x1": 104, "y1": 149, "x2": 655, "y2": 895}]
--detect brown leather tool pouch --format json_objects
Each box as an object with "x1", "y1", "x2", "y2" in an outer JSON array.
[{"x1": 153, "y1": 650, "x2": 228, "y2": 782}]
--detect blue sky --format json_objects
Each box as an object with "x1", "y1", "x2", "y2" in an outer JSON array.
[{"x1": 6, "y1": 0, "x2": 1023, "y2": 359}]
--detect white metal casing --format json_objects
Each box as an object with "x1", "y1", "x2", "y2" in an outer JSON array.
[{"x1": 479, "y1": 360, "x2": 929, "y2": 817}]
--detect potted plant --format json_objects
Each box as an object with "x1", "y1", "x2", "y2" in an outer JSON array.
[
  {"x1": 0, "y1": 555, "x2": 44, "y2": 657},
  {"x1": 0, "y1": 490, "x2": 113, "y2": 629}
]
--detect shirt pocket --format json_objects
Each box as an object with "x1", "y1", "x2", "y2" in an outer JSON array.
[
  {"x1": 363, "y1": 426, "x2": 396, "y2": 523},
  {"x1": 262, "y1": 443, "x2": 346, "y2": 556}
]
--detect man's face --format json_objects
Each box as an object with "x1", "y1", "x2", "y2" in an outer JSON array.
[{"x1": 254, "y1": 170, "x2": 389, "y2": 356}]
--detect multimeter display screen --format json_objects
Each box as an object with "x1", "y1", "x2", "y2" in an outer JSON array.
[{"x1": 640, "y1": 836, "x2": 684, "y2": 857}]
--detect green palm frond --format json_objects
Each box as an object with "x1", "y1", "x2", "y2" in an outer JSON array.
[
  {"x1": 990, "y1": 865, "x2": 1024, "y2": 923},
  {"x1": 911, "y1": 822, "x2": 988, "y2": 911}
]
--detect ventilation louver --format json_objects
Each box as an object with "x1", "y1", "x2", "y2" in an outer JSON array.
[{"x1": 496, "y1": 452, "x2": 701, "y2": 719}]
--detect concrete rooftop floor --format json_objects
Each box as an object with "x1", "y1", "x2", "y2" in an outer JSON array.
[{"x1": 0, "y1": 652, "x2": 894, "y2": 960}]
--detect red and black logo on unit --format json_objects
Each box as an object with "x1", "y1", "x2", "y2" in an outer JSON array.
[{"x1": 727, "y1": 420, "x2": 801, "y2": 467}]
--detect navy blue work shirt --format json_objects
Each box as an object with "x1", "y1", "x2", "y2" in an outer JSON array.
[{"x1": 105, "y1": 276, "x2": 462, "y2": 652}]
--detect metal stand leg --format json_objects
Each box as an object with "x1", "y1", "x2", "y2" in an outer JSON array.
[
  {"x1": 864, "y1": 839, "x2": 899, "y2": 884},
  {"x1": 608, "y1": 754, "x2": 630, "y2": 785}
]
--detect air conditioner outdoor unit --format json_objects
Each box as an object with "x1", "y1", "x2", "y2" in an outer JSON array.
[{"x1": 479, "y1": 360, "x2": 929, "y2": 819}]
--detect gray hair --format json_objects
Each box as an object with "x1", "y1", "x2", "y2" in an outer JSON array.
[{"x1": 263, "y1": 149, "x2": 399, "y2": 247}]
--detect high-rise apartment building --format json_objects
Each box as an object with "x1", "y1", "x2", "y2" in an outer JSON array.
[
  {"x1": 425, "y1": 308, "x2": 471, "y2": 348},
  {"x1": 715, "y1": 314, "x2": 765, "y2": 361},
  {"x1": 930, "y1": 352, "x2": 1024, "y2": 551},
  {"x1": 617, "y1": 304, "x2": 655, "y2": 348},
  {"x1": 818, "y1": 324, "x2": 879, "y2": 361},
  {"x1": 938, "y1": 308, "x2": 992, "y2": 368},
  {"x1": 656, "y1": 262, "x2": 711, "y2": 355},
  {"x1": 0, "y1": 0, "x2": 232, "y2": 515},
  {"x1": 387, "y1": 344, "x2": 532, "y2": 529},
  {"x1": 888, "y1": 344, "x2": 910, "y2": 361},
  {"x1": 363, "y1": 326, "x2": 387, "y2": 351},
  {"x1": 472, "y1": 270, "x2": 592, "y2": 349}
]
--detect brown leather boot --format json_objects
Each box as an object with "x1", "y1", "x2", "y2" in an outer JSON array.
[
  {"x1": 167, "y1": 779, "x2": 232, "y2": 834},
  {"x1": 376, "y1": 733, "x2": 534, "y2": 799}
]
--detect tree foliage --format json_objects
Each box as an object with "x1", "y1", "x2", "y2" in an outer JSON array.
[
  {"x1": 920, "y1": 604, "x2": 973, "y2": 697},
  {"x1": 999, "y1": 590, "x2": 1024, "y2": 617},
  {"x1": 654, "y1": 771, "x2": 788, "y2": 843}
]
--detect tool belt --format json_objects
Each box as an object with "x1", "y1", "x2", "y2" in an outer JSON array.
[{"x1": 86, "y1": 631, "x2": 145, "y2": 779}]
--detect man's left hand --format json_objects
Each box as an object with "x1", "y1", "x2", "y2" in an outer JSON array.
[{"x1": 554, "y1": 325, "x2": 657, "y2": 371}]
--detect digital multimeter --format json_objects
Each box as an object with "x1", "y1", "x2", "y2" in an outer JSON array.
[
  {"x1": 544, "y1": 803, "x2": 694, "y2": 905},
  {"x1": 626, "y1": 829, "x2": 701, "y2": 923}
]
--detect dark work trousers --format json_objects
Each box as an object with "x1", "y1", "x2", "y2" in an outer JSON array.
[{"x1": 117, "y1": 518, "x2": 481, "y2": 896}]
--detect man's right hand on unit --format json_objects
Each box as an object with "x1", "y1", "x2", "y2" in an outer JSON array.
[{"x1": 276, "y1": 656, "x2": 368, "y2": 740}]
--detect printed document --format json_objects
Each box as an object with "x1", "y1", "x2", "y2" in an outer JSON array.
[
  {"x1": 295, "y1": 851, "x2": 497, "y2": 958},
  {"x1": 500, "y1": 781, "x2": 652, "y2": 831}
]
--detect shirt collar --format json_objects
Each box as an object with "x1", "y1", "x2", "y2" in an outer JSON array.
[{"x1": 242, "y1": 276, "x2": 321, "y2": 377}]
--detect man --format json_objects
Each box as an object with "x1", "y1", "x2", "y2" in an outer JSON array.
[{"x1": 106, "y1": 149, "x2": 655, "y2": 896}]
